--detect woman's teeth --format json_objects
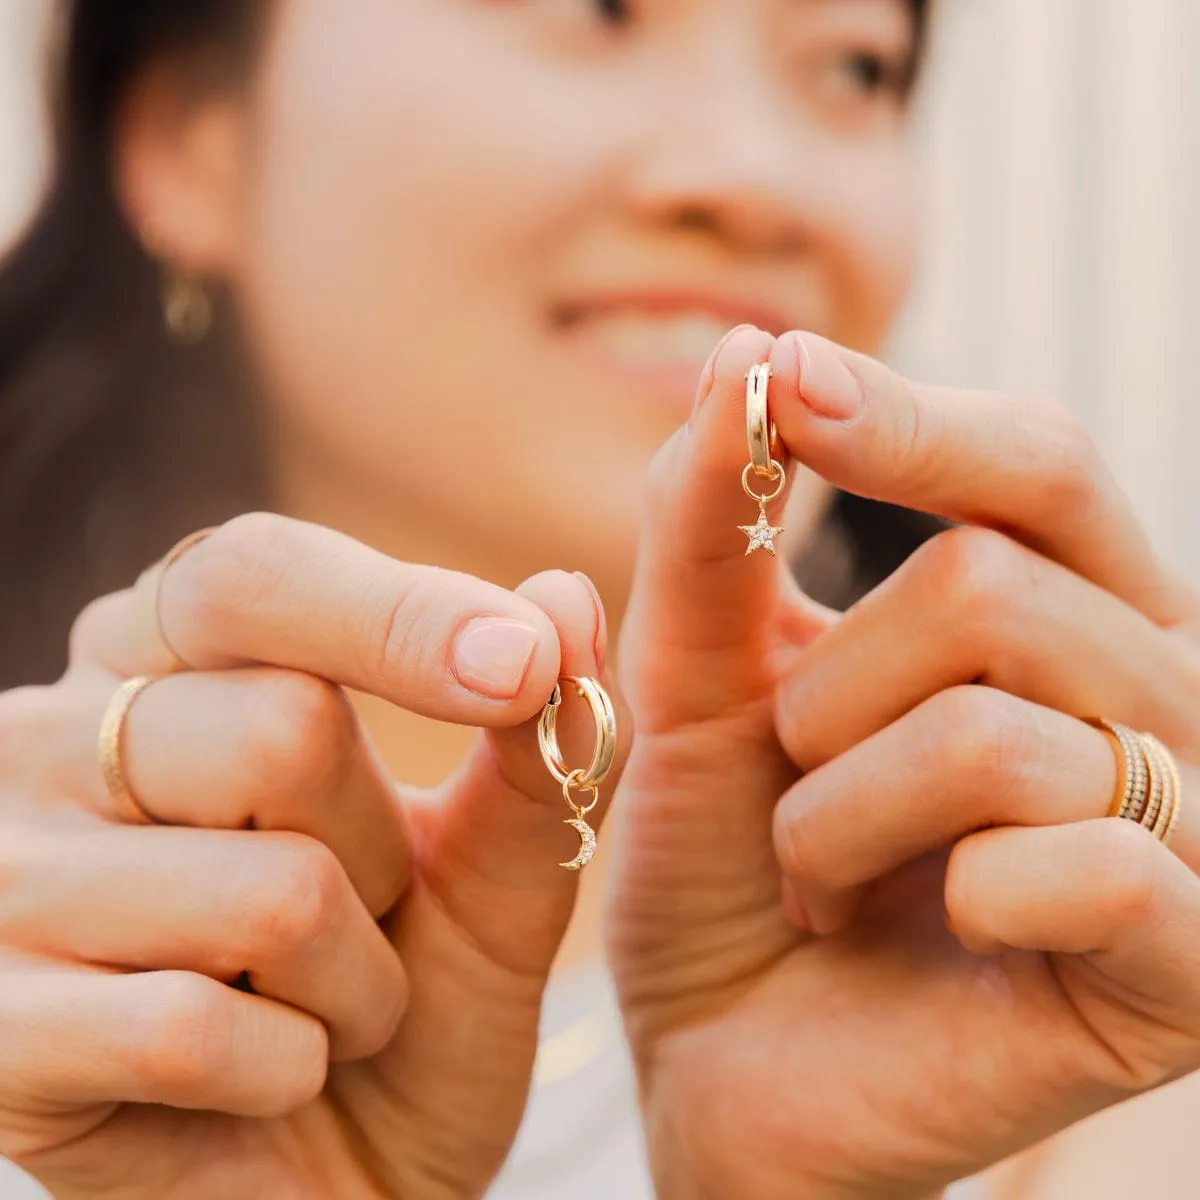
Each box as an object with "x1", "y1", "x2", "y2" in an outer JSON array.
[{"x1": 574, "y1": 312, "x2": 736, "y2": 367}]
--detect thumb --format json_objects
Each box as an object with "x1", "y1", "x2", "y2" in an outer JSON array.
[
  {"x1": 418, "y1": 567, "x2": 624, "y2": 979},
  {"x1": 359, "y1": 571, "x2": 625, "y2": 1191}
]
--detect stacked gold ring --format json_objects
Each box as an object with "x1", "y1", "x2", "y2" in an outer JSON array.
[{"x1": 1087, "y1": 717, "x2": 1184, "y2": 846}]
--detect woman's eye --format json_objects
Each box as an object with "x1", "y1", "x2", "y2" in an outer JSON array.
[
  {"x1": 827, "y1": 52, "x2": 898, "y2": 95},
  {"x1": 522, "y1": 0, "x2": 632, "y2": 31},
  {"x1": 812, "y1": 49, "x2": 908, "y2": 106},
  {"x1": 594, "y1": 0, "x2": 631, "y2": 23}
]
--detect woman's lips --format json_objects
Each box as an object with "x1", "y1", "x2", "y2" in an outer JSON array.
[
  {"x1": 551, "y1": 291, "x2": 797, "y2": 413},
  {"x1": 552, "y1": 305, "x2": 786, "y2": 413},
  {"x1": 564, "y1": 309, "x2": 736, "y2": 367}
]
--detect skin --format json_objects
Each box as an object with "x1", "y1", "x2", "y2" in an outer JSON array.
[
  {"x1": 0, "y1": 530, "x2": 625, "y2": 1197},
  {"x1": 2, "y1": 0, "x2": 1200, "y2": 1197},
  {"x1": 614, "y1": 325, "x2": 1200, "y2": 1197}
]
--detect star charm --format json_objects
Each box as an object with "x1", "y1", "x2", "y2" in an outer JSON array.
[{"x1": 739, "y1": 509, "x2": 784, "y2": 556}]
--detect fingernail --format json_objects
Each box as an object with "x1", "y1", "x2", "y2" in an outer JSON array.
[
  {"x1": 802, "y1": 887, "x2": 859, "y2": 936},
  {"x1": 794, "y1": 333, "x2": 861, "y2": 421},
  {"x1": 452, "y1": 618, "x2": 540, "y2": 700},
  {"x1": 690, "y1": 323, "x2": 757, "y2": 427},
  {"x1": 780, "y1": 878, "x2": 811, "y2": 932},
  {"x1": 573, "y1": 571, "x2": 608, "y2": 675}
]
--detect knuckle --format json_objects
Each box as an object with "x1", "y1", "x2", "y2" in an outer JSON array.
[
  {"x1": 774, "y1": 667, "x2": 821, "y2": 771},
  {"x1": 247, "y1": 836, "x2": 350, "y2": 958},
  {"x1": 1076, "y1": 819, "x2": 1160, "y2": 929},
  {"x1": 929, "y1": 686, "x2": 1033, "y2": 795},
  {"x1": 0, "y1": 826, "x2": 38, "y2": 912},
  {"x1": 879, "y1": 370, "x2": 931, "y2": 478},
  {"x1": 912, "y1": 525, "x2": 1032, "y2": 629},
  {"x1": 376, "y1": 571, "x2": 446, "y2": 681},
  {"x1": 284, "y1": 1023, "x2": 332, "y2": 1109},
  {"x1": 0, "y1": 686, "x2": 57, "y2": 787},
  {"x1": 68, "y1": 594, "x2": 118, "y2": 664},
  {"x1": 1026, "y1": 401, "x2": 1105, "y2": 519},
  {"x1": 0, "y1": 684, "x2": 44, "y2": 744},
  {"x1": 133, "y1": 973, "x2": 231, "y2": 1095},
  {"x1": 246, "y1": 671, "x2": 359, "y2": 789},
  {"x1": 179, "y1": 513, "x2": 291, "y2": 639},
  {"x1": 774, "y1": 798, "x2": 828, "y2": 885},
  {"x1": 942, "y1": 841, "x2": 976, "y2": 924},
  {"x1": 360, "y1": 961, "x2": 410, "y2": 1059}
]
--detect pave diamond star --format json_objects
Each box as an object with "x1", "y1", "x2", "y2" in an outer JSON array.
[{"x1": 739, "y1": 508, "x2": 784, "y2": 556}]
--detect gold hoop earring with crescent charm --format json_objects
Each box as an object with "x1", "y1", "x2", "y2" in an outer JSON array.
[{"x1": 538, "y1": 676, "x2": 617, "y2": 871}]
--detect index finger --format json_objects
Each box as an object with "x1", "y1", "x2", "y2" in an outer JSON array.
[
  {"x1": 622, "y1": 325, "x2": 803, "y2": 728},
  {"x1": 773, "y1": 332, "x2": 1194, "y2": 627},
  {"x1": 71, "y1": 514, "x2": 561, "y2": 725}
]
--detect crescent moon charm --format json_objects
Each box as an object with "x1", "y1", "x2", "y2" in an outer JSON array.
[{"x1": 559, "y1": 817, "x2": 598, "y2": 872}]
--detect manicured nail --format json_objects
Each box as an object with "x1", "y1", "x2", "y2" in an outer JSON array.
[
  {"x1": 573, "y1": 571, "x2": 608, "y2": 675},
  {"x1": 794, "y1": 333, "x2": 861, "y2": 421},
  {"x1": 452, "y1": 618, "x2": 540, "y2": 699}
]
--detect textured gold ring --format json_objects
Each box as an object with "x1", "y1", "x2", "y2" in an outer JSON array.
[
  {"x1": 98, "y1": 677, "x2": 162, "y2": 826},
  {"x1": 1087, "y1": 718, "x2": 1146, "y2": 820},
  {"x1": 1088, "y1": 717, "x2": 1184, "y2": 845},
  {"x1": 1142, "y1": 732, "x2": 1181, "y2": 844}
]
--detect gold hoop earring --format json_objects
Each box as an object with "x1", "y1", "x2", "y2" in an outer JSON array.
[
  {"x1": 162, "y1": 269, "x2": 213, "y2": 345},
  {"x1": 739, "y1": 363, "x2": 786, "y2": 556},
  {"x1": 538, "y1": 676, "x2": 617, "y2": 872}
]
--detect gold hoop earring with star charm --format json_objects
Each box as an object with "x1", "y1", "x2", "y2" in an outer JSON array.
[
  {"x1": 740, "y1": 362, "x2": 786, "y2": 556},
  {"x1": 538, "y1": 676, "x2": 617, "y2": 871}
]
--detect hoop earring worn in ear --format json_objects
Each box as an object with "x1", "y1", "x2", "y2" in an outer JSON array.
[
  {"x1": 538, "y1": 676, "x2": 617, "y2": 872},
  {"x1": 162, "y1": 269, "x2": 213, "y2": 345},
  {"x1": 740, "y1": 363, "x2": 786, "y2": 556}
]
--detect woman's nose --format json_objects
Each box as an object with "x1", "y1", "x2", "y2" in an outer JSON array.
[{"x1": 621, "y1": 50, "x2": 815, "y2": 255}]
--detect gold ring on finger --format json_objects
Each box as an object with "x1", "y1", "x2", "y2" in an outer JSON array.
[
  {"x1": 152, "y1": 527, "x2": 216, "y2": 673},
  {"x1": 98, "y1": 677, "x2": 164, "y2": 826}
]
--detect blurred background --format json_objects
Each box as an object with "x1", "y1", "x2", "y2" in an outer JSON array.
[{"x1": 2, "y1": 0, "x2": 1197, "y2": 575}]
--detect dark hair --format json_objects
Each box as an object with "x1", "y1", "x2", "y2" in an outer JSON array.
[
  {"x1": 0, "y1": 0, "x2": 931, "y2": 687},
  {"x1": 0, "y1": 2, "x2": 269, "y2": 686}
]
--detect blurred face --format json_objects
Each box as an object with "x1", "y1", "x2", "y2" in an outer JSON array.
[{"x1": 226, "y1": 0, "x2": 919, "y2": 594}]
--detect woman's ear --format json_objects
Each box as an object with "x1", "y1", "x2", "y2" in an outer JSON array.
[{"x1": 114, "y1": 56, "x2": 249, "y2": 274}]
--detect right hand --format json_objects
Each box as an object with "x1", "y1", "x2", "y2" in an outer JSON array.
[
  {"x1": 0, "y1": 513, "x2": 615, "y2": 1200},
  {"x1": 610, "y1": 325, "x2": 1200, "y2": 1199}
]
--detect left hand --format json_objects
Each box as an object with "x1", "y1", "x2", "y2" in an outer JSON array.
[{"x1": 610, "y1": 325, "x2": 1200, "y2": 1198}]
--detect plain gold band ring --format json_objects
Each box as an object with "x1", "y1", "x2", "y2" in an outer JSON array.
[{"x1": 155, "y1": 527, "x2": 216, "y2": 673}]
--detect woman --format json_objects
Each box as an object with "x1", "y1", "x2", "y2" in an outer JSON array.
[{"x1": 3, "y1": 1, "x2": 1200, "y2": 1198}]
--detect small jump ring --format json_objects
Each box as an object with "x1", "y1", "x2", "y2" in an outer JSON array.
[
  {"x1": 154, "y1": 527, "x2": 216, "y2": 672},
  {"x1": 563, "y1": 769, "x2": 601, "y2": 818},
  {"x1": 538, "y1": 675, "x2": 617, "y2": 790},
  {"x1": 742, "y1": 461, "x2": 787, "y2": 506},
  {"x1": 98, "y1": 677, "x2": 164, "y2": 826},
  {"x1": 746, "y1": 363, "x2": 779, "y2": 479}
]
